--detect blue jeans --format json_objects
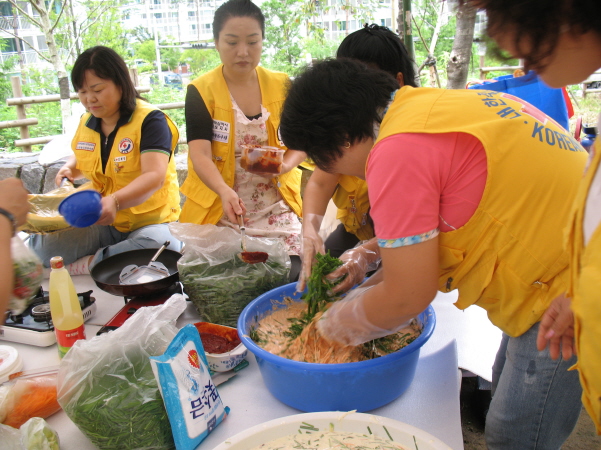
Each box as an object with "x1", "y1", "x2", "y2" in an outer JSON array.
[
  {"x1": 29, "y1": 223, "x2": 182, "y2": 268},
  {"x1": 486, "y1": 322, "x2": 582, "y2": 449}
]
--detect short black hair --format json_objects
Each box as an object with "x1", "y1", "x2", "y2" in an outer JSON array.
[
  {"x1": 280, "y1": 58, "x2": 398, "y2": 172},
  {"x1": 213, "y1": 0, "x2": 265, "y2": 40},
  {"x1": 337, "y1": 23, "x2": 417, "y2": 87},
  {"x1": 71, "y1": 46, "x2": 142, "y2": 116},
  {"x1": 461, "y1": 0, "x2": 601, "y2": 72}
]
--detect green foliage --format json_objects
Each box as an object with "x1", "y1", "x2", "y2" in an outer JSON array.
[
  {"x1": 261, "y1": 0, "x2": 305, "y2": 75},
  {"x1": 184, "y1": 49, "x2": 221, "y2": 77},
  {"x1": 144, "y1": 85, "x2": 185, "y2": 135},
  {"x1": 135, "y1": 40, "x2": 182, "y2": 71},
  {"x1": 303, "y1": 34, "x2": 341, "y2": 61},
  {"x1": 81, "y1": 3, "x2": 129, "y2": 55}
]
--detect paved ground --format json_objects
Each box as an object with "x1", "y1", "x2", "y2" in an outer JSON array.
[{"x1": 460, "y1": 377, "x2": 601, "y2": 449}]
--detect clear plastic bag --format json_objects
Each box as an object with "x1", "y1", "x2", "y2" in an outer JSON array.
[
  {"x1": 0, "y1": 417, "x2": 60, "y2": 450},
  {"x1": 170, "y1": 223, "x2": 291, "y2": 327},
  {"x1": 0, "y1": 369, "x2": 61, "y2": 429},
  {"x1": 57, "y1": 294, "x2": 187, "y2": 450},
  {"x1": 22, "y1": 181, "x2": 93, "y2": 234},
  {"x1": 10, "y1": 237, "x2": 43, "y2": 315}
]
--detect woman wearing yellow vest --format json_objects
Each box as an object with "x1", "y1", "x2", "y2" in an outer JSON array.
[
  {"x1": 29, "y1": 46, "x2": 181, "y2": 275},
  {"x1": 466, "y1": 0, "x2": 601, "y2": 435},
  {"x1": 298, "y1": 24, "x2": 417, "y2": 293},
  {"x1": 280, "y1": 58, "x2": 588, "y2": 449},
  {"x1": 179, "y1": 0, "x2": 305, "y2": 273}
]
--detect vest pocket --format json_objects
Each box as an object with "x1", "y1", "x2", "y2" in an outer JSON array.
[{"x1": 478, "y1": 260, "x2": 544, "y2": 336}]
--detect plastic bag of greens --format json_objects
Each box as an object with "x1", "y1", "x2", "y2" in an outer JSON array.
[
  {"x1": 57, "y1": 295, "x2": 187, "y2": 450},
  {"x1": 9, "y1": 237, "x2": 43, "y2": 315},
  {"x1": 170, "y1": 223, "x2": 290, "y2": 327}
]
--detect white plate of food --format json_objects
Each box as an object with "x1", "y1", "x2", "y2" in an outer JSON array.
[{"x1": 212, "y1": 411, "x2": 452, "y2": 450}]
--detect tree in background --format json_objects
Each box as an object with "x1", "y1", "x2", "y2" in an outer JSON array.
[
  {"x1": 183, "y1": 48, "x2": 221, "y2": 77},
  {"x1": 261, "y1": 0, "x2": 304, "y2": 75},
  {"x1": 80, "y1": 1, "x2": 129, "y2": 56},
  {"x1": 0, "y1": 0, "x2": 118, "y2": 132},
  {"x1": 446, "y1": 0, "x2": 477, "y2": 89}
]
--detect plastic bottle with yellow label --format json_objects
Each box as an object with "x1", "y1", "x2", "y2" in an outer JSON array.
[{"x1": 48, "y1": 256, "x2": 86, "y2": 358}]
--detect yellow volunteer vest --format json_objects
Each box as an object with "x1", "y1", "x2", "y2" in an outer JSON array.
[
  {"x1": 373, "y1": 86, "x2": 587, "y2": 337},
  {"x1": 73, "y1": 100, "x2": 180, "y2": 233},
  {"x1": 179, "y1": 65, "x2": 302, "y2": 224},
  {"x1": 332, "y1": 175, "x2": 373, "y2": 241},
  {"x1": 567, "y1": 138, "x2": 601, "y2": 433}
]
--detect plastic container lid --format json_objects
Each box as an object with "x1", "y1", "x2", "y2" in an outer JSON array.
[{"x1": 0, "y1": 345, "x2": 23, "y2": 384}]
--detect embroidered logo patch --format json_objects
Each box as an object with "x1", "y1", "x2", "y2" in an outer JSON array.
[
  {"x1": 118, "y1": 138, "x2": 134, "y2": 154},
  {"x1": 76, "y1": 141, "x2": 95, "y2": 151}
]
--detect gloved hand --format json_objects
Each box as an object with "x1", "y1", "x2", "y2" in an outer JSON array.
[
  {"x1": 325, "y1": 243, "x2": 381, "y2": 295},
  {"x1": 317, "y1": 285, "x2": 413, "y2": 346},
  {"x1": 296, "y1": 214, "x2": 325, "y2": 292}
]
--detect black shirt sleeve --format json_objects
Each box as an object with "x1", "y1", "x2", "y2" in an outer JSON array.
[
  {"x1": 140, "y1": 110, "x2": 173, "y2": 158},
  {"x1": 185, "y1": 84, "x2": 214, "y2": 143}
]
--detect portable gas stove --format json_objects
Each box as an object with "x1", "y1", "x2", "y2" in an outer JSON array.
[
  {"x1": 96, "y1": 282, "x2": 185, "y2": 335},
  {"x1": 0, "y1": 288, "x2": 97, "y2": 347}
]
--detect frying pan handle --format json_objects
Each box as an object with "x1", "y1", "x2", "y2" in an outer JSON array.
[{"x1": 150, "y1": 240, "x2": 170, "y2": 263}]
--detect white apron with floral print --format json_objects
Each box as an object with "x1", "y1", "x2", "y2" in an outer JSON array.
[{"x1": 217, "y1": 98, "x2": 301, "y2": 255}]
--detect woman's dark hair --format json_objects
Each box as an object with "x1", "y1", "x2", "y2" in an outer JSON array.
[
  {"x1": 213, "y1": 0, "x2": 265, "y2": 40},
  {"x1": 461, "y1": 0, "x2": 601, "y2": 72},
  {"x1": 280, "y1": 58, "x2": 398, "y2": 172},
  {"x1": 71, "y1": 46, "x2": 142, "y2": 116},
  {"x1": 337, "y1": 23, "x2": 417, "y2": 87}
]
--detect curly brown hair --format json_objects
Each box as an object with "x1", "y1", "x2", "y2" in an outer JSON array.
[{"x1": 461, "y1": 0, "x2": 601, "y2": 72}]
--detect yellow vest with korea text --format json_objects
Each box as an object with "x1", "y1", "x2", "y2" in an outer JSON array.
[
  {"x1": 73, "y1": 100, "x2": 180, "y2": 233},
  {"x1": 373, "y1": 86, "x2": 587, "y2": 337},
  {"x1": 333, "y1": 175, "x2": 373, "y2": 241},
  {"x1": 566, "y1": 138, "x2": 601, "y2": 433},
  {"x1": 179, "y1": 65, "x2": 302, "y2": 224}
]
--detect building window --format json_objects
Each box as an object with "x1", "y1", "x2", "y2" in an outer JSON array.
[
  {"x1": 37, "y1": 35, "x2": 48, "y2": 51},
  {"x1": 188, "y1": 11, "x2": 195, "y2": 17}
]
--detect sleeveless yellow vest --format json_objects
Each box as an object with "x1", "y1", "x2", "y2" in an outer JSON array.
[
  {"x1": 73, "y1": 100, "x2": 180, "y2": 233},
  {"x1": 332, "y1": 175, "x2": 373, "y2": 241},
  {"x1": 373, "y1": 86, "x2": 587, "y2": 336},
  {"x1": 566, "y1": 138, "x2": 601, "y2": 433},
  {"x1": 180, "y1": 65, "x2": 302, "y2": 224}
]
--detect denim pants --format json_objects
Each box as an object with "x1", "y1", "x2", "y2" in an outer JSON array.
[
  {"x1": 29, "y1": 223, "x2": 182, "y2": 268},
  {"x1": 486, "y1": 322, "x2": 582, "y2": 449}
]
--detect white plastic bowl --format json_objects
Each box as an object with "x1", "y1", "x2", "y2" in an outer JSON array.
[
  {"x1": 212, "y1": 411, "x2": 452, "y2": 450},
  {"x1": 207, "y1": 342, "x2": 248, "y2": 372},
  {"x1": 193, "y1": 322, "x2": 248, "y2": 372}
]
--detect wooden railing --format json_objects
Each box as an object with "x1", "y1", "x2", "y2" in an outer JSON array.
[{"x1": 1, "y1": 72, "x2": 185, "y2": 152}]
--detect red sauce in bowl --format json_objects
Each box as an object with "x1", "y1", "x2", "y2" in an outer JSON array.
[{"x1": 199, "y1": 333, "x2": 241, "y2": 354}]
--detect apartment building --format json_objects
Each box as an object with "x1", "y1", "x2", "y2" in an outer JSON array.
[{"x1": 0, "y1": 1, "x2": 53, "y2": 67}]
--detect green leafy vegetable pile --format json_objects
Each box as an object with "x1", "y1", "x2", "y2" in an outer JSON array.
[
  {"x1": 285, "y1": 252, "x2": 343, "y2": 340},
  {"x1": 62, "y1": 352, "x2": 175, "y2": 450},
  {"x1": 180, "y1": 256, "x2": 289, "y2": 327}
]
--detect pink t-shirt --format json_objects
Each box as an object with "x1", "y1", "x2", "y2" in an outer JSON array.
[{"x1": 366, "y1": 132, "x2": 488, "y2": 248}]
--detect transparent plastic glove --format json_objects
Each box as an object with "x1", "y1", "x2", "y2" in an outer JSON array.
[
  {"x1": 317, "y1": 285, "x2": 413, "y2": 346},
  {"x1": 325, "y1": 243, "x2": 381, "y2": 294},
  {"x1": 296, "y1": 214, "x2": 325, "y2": 292}
]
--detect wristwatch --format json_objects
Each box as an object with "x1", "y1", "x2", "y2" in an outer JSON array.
[{"x1": 0, "y1": 207, "x2": 17, "y2": 235}]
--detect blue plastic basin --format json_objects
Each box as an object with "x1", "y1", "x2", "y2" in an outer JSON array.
[
  {"x1": 58, "y1": 190, "x2": 102, "y2": 228},
  {"x1": 238, "y1": 282, "x2": 436, "y2": 412}
]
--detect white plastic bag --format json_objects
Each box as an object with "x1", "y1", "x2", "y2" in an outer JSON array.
[{"x1": 57, "y1": 294, "x2": 187, "y2": 450}]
